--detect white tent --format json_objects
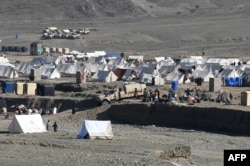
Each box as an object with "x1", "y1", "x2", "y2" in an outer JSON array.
[
  {"x1": 192, "y1": 70, "x2": 215, "y2": 82},
  {"x1": 41, "y1": 68, "x2": 61, "y2": 79},
  {"x1": 0, "y1": 66, "x2": 19, "y2": 78},
  {"x1": 122, "y1": 68, "x2": 138, "y2": 81},
  {"x1": 165, "y1": 72, "x2": 190, "y2": 84},
  {"x1": 77, "y1": 120, "x2": 114, "y2": 140},
  {"x1": 0, "y1": 54, "x2": 10, "y2": 63},
  {"x1": 92, "y1": 70, "x2": 118, "y2": 82},
  {"x1": 206, "y1": 58, "x2": 230, "y2": 66},
  {"x1": 139, "y1": 73, "x2": 165, "y2": 85},
  {"x1": 8, "y1": 114, "x2": 46, "y2": 134},
  {"x1": 216, "y1": 69, "x2": 241, "y2": 78},
  {"x1": 57, "y1": 63, "x2": 78, "y2": 75}
]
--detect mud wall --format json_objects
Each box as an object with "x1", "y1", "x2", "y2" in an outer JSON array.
[
  {"x1": 106, "y1": 103, "x2": 250, "y2": 135},
  {"x1": 3, "y1": 97, "x2": 95, "y2": 112}
]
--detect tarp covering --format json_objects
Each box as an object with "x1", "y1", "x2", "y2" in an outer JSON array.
[
  {"x1": 8, "y1": 114, "x2": 46, "y2": 134},
  {"x1": 77, "y1": 120, "x2": 114, "y2": 140}
]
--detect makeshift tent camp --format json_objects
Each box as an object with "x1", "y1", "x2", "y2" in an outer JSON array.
[
  {"x1": 77, "y1": 120, "x2": 114, "y2": 140},
  {"x1": 8, "y1": 114, "x2": 46, "y2": 134}
]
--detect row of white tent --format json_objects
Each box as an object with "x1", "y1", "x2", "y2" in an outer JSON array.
[
  {"x1": 8, "y1": 114, "x2": 114, "y2": 140},
  {"x1": 0, "y1": 53, "x2": 249, "y2": 85}
]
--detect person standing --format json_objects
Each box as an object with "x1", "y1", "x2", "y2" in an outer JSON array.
[
  {"x1": 52, "y1": 121, "x2": 58, "y2": 132},
  {"x1": 72, "y1": 103, "x2": 76, "y2": 114},
  {"x1": 134, "y1": 88, "x2": 138, "y2": 98},
  {"x1": 154, "y1": 88, "x2": 160, "y2": 102},
  {"x1": 46, "y1": 120, "x2": 50, "y2": 131},
  {"x1": 143, "y1": 88, "x2": 147, "y2": 102},
  {"x1": 2, "y1": 106, "x2": 7, "y2": 116}
]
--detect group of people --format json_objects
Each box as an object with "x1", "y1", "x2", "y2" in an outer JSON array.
[
  {"x1": 196, "y1": 77, "x2": 203, "y2": 86},
  {"x1": 142, "y1": 88, "x2": 161, "y2": 102},
  {"x1": 46, "y1": 120, "x2": 58, "y2": 132},
  {"x1": 13, "y1": 105, "x2": 41, "y2": 115}
]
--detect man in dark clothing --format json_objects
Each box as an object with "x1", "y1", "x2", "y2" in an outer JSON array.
[
  {"x1": 151, "y1": 76, "x2": 155, "y2": 86},
  {"x1": 72, "y1": 104, "x2": 76, "y2": 114},
  {"x1": 52, "y1": 122, "x2": 58, "y2": 132}
]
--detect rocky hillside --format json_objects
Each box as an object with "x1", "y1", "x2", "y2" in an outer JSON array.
[
  {"x1": 0, "y1": 0, "x2": 145, "y2": 22},
  {"x1": 1, "y1": 0, "x2": 250, "y2": 23}
]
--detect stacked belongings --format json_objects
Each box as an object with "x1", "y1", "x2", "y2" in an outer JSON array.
[{"x1": 216, "y1": 89, "x2": 233, "y2": 105}]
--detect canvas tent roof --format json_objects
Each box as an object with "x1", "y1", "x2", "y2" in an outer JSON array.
[
  {"x1": 206, "y1": 58, "x2": 230, "y2": 66},
  {"x1": 43, "y1": 55, "x2": 58, "y2": 64},
  {"x1": 165, "y1": 72, "x2": 190, "y2": 84},
  {"x1": 8, "y1": 114, "x2": 46, "y2": 134},
  {"x1": 158, "y1": 65, "x2": 177, "y2": 76},
  {"x1": 41, "y1": 67, "x2": 61, "y2": 79},
  {"x1": 0, "y1": 55, "x2": 9, "y2": 63},
  {"x1": 57, "y1": 63, "x2": 78, "y2": 75},
  {"x1": 192, "y1": 70, "x2": 214, "y2": 82},
  {"x1": 0, "y1": 66, "x2": 19, "y2": 78},
  {"x1": 15, "y1": 62, "x2": 33, "y2": 76},
  {"x1": 122, "y1": 68, "x2": 138, "y2": 81},
  {"x1": 139, "y1": 73, "x2": 165, "y2": 85},
  {"x1": 86, "y1": 63, "x2": 108, "y2": 74},
  {"x1": 92, "y1": 70, "x2": 117, "y2": 82},
  {"x1": 154, "y1": 57, "x2": 165, "y2": 63},
  {"x1": 105, "y1": 52, "x2": 122, "y2": 59},
  {"x1": 216, "y1": 69, "x2": 241, "y2": 78},
  {"x1": 77, "y1": 120, "x2": 114, "y2": 140},
  {"x1": 159, "y1": 57, "x2": 175, "y2": 66},
  {"x1": 87, "y1": 56, "x2": 106, "y2": 64}
]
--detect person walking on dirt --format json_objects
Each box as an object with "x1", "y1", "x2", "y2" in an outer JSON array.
[{"x1": 52, "y1": 121, "x2": 58, "y2": 132}]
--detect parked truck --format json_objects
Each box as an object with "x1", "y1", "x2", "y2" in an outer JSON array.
[{"x1": 94, "y1": 83, "x2": 146, "y2": 106}]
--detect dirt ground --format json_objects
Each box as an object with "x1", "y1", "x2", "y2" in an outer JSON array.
[
  {"x1": 1, "y1": 1, "x2": 250, "y2": 166},
  {"x1": 0, "y1": 80, "x2": 249, "y2": 166}
]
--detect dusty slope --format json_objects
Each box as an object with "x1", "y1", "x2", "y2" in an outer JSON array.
[{"x1": 1, "y1": 0, "x2": 250, "y2": 22}]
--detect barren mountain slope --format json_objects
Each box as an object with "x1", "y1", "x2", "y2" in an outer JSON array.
[
  {"x1": 1, "y1": 0, "x2": 250, "y2": 23},
  {"x1": 1, "y1": 1, "x2": 250, "y2": 59}
]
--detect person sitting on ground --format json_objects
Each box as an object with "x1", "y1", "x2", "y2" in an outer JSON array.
[{"x1": 4, "y1": 113, "x2": 10, "y2": 120}]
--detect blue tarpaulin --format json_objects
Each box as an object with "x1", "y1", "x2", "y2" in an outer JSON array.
[
  {"x1": 225, "y1": 77, "x2": 242, "y2": 87},
  {"x1": 105, "y1": 52, "x2": 122, "y2": 59}
]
